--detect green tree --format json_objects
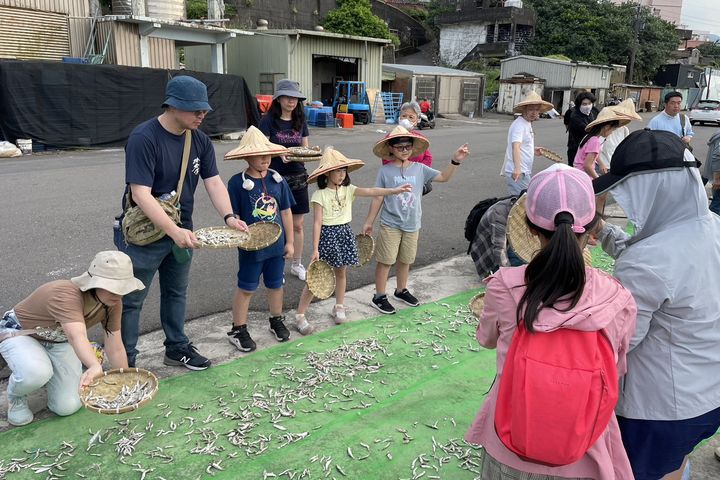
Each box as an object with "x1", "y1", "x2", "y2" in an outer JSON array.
[
  {"x1": 522, "y1": 0, "x2": 678, "y2": 83},
  {"x1": 323, "y1": 0, "x2": 393, "y2": 41},
  {"x1": 698, "y1": 41, "x2": 720, "y2": 66}
]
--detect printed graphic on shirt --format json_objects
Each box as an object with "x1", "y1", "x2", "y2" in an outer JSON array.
[
  {"x1": 192, "y1": 157, "x2": 200, "y2": 176},
  {"x1": 392, "y1": 174, "x2": 417, "y2": 211},
  {"x1": 275, "y1": 129, "x2": 303, "y2": 145},
  {"x1": 251, "y1": 193, "x2": 278, "y2": 221}
]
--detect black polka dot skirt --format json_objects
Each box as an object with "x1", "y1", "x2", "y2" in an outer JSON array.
[{"x1": 318, "y1": 223, "x2": 359, "y2": 268}]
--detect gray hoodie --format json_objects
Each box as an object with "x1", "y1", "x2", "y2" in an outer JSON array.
[
  {"x1": 598, "y1": 166, "x2": 720, "y2": 420},
  {"x1": 704, "y1": 130, "x2": 720, "y2": 180}
]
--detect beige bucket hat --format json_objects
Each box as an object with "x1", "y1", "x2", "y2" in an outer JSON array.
[
  {"x1": 224, "y1": 126, "x2": 288, "y2": 160},
  {"x1": 513, "y1": 91, "x2": 554, "y2": 114},
  {"x1": 585, "y1": 106, "x2": 633, "y2": 132},
  {"x1": 307, "y1": 147, "x2": 365, "y2": 183},
  {"x1": 71, "y1": 251, "x2": 145, "y2": 296},
  {"x1": 372, "y1": 125, "x2": 430, "y2": 159}
]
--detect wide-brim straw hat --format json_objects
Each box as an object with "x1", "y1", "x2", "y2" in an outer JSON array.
[
  {"x1": 507, "y1": 194, "x2": 593, "y2": 265},
  {"x1": 513, "y1": 91, "x2": 554, "y2": 114},
  {"x1": 71, "y1": 251, "x2": 145, "y2": 296},
  {"x1": 585, "y1": 106, "x2": 633, "y2": 131},
  {"x1": 224, "y1": 126, "x2": 288, "y2": 160},
  {"x1": 372, "y1": 125, "x2": 430, "y2": 159},
  {"x1": 307, "y1": 147, "x2": 365, "y2": 183},
  {"x1": 306, "y1": 260, "x2": 336, "y2": 299},
  {"x1": 609, "y1": 98, "x2": 642, "y2": 121}
]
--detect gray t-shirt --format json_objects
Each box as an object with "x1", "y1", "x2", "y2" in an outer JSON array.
[{"x1": 375, "y1": 162, "x2": 439, "y2": 232}]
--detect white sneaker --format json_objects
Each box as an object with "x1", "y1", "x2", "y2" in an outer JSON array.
[
  {"x1": 7, "y1": 394, "x2": 33, "y2": 426},
  {"x1": 290, "y1": 263, "x2": 307, "y2": 281},
  {"x1": 294, "y1": 314, "x2": 314, "y2": 335},
  {"x1": 332, "y1": 305, "x2": 347, "y2": 324}
]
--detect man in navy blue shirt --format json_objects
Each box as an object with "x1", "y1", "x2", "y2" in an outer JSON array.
[{"x1": 115, "y1": 76, "x2": 247, "y2": 370}]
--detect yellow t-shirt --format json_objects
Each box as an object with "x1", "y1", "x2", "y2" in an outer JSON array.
[{"x1": 310, "y1": 184, "x2": 357, "y2": 226}]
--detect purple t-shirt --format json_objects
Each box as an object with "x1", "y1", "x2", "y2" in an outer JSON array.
[
  {"x1": 258, "y1": 115, "x2": 309, "y2": 176},
  {"x1": 573, "y1": 135, "x2": 602, "y2": 172}
]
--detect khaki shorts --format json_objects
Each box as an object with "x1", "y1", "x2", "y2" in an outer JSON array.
[{"x1": 375, "y1": 224, "x2": 419, "y2": 265}]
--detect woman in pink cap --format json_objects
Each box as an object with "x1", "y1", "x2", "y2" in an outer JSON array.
[{"x1": 465, "y1": 164, "x2": 637, "y2": 479}]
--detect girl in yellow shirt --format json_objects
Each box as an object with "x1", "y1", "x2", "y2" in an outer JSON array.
[{"x1": 294, "y1": 148, "x2": 410, "y2": 334}]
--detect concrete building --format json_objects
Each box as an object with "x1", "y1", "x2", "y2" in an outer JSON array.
[
  {"x1": 437, "y1": 0, "x2": 536, "y2": 67},
  {"x1": 0, "y1": 0, "x2": 247, "y2": 72},
  {"x1": 500, "y1": 55, "x2": 613, "y2": 113},
  {"x1": 184, "y1": 28, "x2": 390, "y2": 104},
  {"x1": 382, "y1": 64, "x2": 485, "y2": 117},
  {"x1": 611, "y1": 0, "x2": 683, "y2": 25}
]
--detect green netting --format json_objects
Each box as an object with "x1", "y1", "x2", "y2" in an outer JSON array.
[{"x1": 0, "y1": 290, "x2": 496, "y2": 479}]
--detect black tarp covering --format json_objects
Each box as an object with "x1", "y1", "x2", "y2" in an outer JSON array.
[{"x1": 0, "y1": 61, "x2": 260, "y2": 147}]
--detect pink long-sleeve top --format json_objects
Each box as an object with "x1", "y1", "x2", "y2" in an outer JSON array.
[{"x1": 465, "y1": 265, "x2": 637, "y2": 480}]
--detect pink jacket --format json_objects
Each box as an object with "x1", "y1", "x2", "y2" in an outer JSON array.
[{"x1": 465, "y1": 266, "x2": 637, "y2": 480}]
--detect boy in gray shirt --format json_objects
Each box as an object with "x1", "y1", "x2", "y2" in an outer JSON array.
[{"x1": 363, "y1": 126, "x2": 469, "y2": 314}]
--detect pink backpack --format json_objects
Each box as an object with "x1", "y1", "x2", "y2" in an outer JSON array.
[{"x1": 494, "y1": 324, "x2": 618, "y2": 466}]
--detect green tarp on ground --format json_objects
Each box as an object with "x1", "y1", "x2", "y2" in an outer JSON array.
[{"x1": 0, "y1": 290, "x2": 497, "y2": 479}]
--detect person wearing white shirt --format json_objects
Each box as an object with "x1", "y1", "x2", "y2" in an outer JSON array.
[
  {"x1": 648, "y1": 91, "x2": 694, "y2": 149},
  {"x1": 502, "y1": 92, "x2": 553, "y2": 195}
]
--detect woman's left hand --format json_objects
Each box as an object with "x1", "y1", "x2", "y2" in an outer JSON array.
[{"x1": 79, "y1": 363, "x2": 103, "y2": 389}]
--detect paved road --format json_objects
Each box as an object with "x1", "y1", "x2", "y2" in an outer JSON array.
[{"x1": 1, "y1": 113, "x2": 716, "y2": 337}]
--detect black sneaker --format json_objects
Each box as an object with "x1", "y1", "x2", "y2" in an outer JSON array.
[
  {"x1": 269, "y1": 316, "x2": 290, "y2": 342},
  {"x1": 394, "y1": 288, "x2": 420, "y2": 307},
  {"x1": 371, "y1": 294, "x2": 396, "y2": 315},
  {"x1": 163, "y1": 343, "x2": 211, "y2": 371},
  {"x1": 227, "y1": 324, "x2": 256, "y2": 352}
]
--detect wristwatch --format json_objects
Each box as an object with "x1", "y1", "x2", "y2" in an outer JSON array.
[{"x1": 223, "y1": 213, "x2": 239, "y2": 224}]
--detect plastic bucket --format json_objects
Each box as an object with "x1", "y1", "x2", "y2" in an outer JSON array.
[{"x1": 16, "y1": 139, "x2": 32, "y2": 155}]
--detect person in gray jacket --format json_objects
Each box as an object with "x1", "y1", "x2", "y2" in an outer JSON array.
[
  {"x1": 593, "y1": 129, "x2": 720, "y2": 480},
  {"x1": 705, "y1": 129, "x2": 720, "y2": 215}
]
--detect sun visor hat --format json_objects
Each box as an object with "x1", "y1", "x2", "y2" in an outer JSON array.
[
  {"x1": 162, "y1": 76, "x2": 213, "y2": 112},
  {"x1": 593, "y1": 129, "x2": 698, "y2": 194}
]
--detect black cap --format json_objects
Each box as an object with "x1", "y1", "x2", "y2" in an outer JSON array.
[{"x1": 593, "y1": 129, "x2": 699, "y2": 194}]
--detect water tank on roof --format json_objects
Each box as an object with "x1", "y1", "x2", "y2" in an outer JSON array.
[
  {"x1": 146, "y1": 0, "x2": 185, "y2": 20},
  {"x1": 505, "y1": 0, "x2": 523, "y2": 7},
  {"x1": 112, "y1": 0, "x2": 185, "y2": 20}
]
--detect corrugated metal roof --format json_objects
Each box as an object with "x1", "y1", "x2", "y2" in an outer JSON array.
[
  {"x1": 261, "y1": 29, "x2": 390, "y2": 44},
  {"x1": 501, "y1": 54, "x2": 611, "y2": 70},
  {"x1": 383, "y1": 64, "x2": 484, "y2": 77}
]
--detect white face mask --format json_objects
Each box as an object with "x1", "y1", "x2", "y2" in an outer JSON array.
[
  {"x1": 399, "y1": 118, "x2": 414, "y2": 130},
  {"x1": 580, "y1": 105, "x2": 593, "y2": 115}
]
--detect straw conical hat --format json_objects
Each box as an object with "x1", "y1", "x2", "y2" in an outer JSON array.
[
  {"x1": 307, "y1": 147, "x2": 365, "y2": 184},
  {"x1": 507, "y1": 194, "x2": 593, "y2": 266},
  {"x1": 513, "y1": 91, "x2": 554, "y2": 113},
  {"x1": 372, "y1": 125, "x2": 430, "y2": 159},
  {"x1": 585, "y1": 106, "x2": 633, "y2": 132},
  {"x1": 609, "y1": 99, "x2": 642, "y2": 121},
  {"x1": 224, "y1": 126, "x2": 288, "y2": 160}
]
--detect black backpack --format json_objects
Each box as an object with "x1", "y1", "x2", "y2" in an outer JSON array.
[{"x1": 464, "y1": 196, "x2": 513, "y2": 254}]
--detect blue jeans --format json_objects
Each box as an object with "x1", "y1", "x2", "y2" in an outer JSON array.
[
  {"x1": 114, "y1": 228, "x2": 192, "y2": 365},
  {"x1": 710, "y1": 188, "x2": 720, "y2": 216}
]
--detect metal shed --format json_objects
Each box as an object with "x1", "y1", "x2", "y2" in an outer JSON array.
[
  {"x1": 381, "y1": 64, "x2": 485, "y2": 117},
  {"x1": 500, "y1": 55, "x2": 613, "y2": 112},
  {"x1": 184, "y1": 28, "x2": 389, "y2": 105}
]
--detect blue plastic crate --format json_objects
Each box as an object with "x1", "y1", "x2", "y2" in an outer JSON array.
[{"x1": 306, "y1": 108, "x2": 320, "y2": 126}]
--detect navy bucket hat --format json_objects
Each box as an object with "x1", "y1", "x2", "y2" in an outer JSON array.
[{"x1": 162, "y1": 76, "x2": 213, "y2": 112}]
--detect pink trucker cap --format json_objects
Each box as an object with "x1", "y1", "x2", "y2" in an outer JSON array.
[{"x1": 526, "y1": 164, "x2": 596, "y2": 234}]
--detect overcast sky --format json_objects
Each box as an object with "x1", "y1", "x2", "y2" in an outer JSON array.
[{"x1": 682, "y1": 0, "x2": 720, "y2": 35}]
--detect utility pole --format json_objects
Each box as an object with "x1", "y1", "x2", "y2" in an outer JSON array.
[{"x1": 627, "y1": 3, "x2": 643, "y2": 84}]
